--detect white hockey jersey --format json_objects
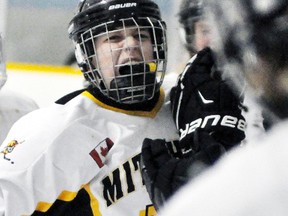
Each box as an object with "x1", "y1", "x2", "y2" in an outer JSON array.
[
  {"x1": 0, "y1": 88, "x2": 38, "y2": 144},
  {"x1": 0, "y1": 78, "x2": 178, "y2": 216}
]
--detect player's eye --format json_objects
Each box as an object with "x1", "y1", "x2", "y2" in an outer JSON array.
[
  {"x1": 138, "y1": 31, "x2": 151, "y2": 41},
  {"x1": 107, "y1": 34, "x2": 123, "y2": 42}
]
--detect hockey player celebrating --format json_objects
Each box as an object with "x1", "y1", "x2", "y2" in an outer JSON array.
[
  {"x1": 158, "y1": 0, "x2": 288, "y2": 215},
  {"x1": 0, "y1": 35, "x2": 38, "y2": 144},
  {"x1": 0, "y1": 0, "x2": 179, "y2": 215}
]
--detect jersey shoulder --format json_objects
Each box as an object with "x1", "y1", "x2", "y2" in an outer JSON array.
[
  {"x1": 0, "y1": 92, "x2": 96, "y2": 168},
  {"x1": 0, "y1": 94, "x2": 105, "y2": 215}
]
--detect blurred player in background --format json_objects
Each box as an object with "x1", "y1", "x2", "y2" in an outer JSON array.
[
  {"x1": 178, "y1": 0, "x2": 265, "y2": 143},
  {"x1": 178, "y1": 0, "x2": 211, "y2": 56},
  {"x1": 0, "y1": 0, "x2": 180, "y2": 215},
  {"x1": 141, "y1": 0, "x2": 249, "y2": 211},
  {"x1": 140, "y1": 0, "x2": 265, "y2": 211},
  {"x1": 0, "y1": 35, "x2": 38, "y2": 143},
  {"x1": 159, "y1": 0, "x2": 288, "y2": 215}
]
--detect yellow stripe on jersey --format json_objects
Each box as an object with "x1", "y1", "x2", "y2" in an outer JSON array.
[
  {"x1": 139, "y1": 205, "x2": 157, "y2": 216},
  {"x1": 35, "y1": 201, "x2": 52, "y2": 213},
  {"x1": 84, "y1": 184, "x2": 102, "y2": 216},
  {"x1": 57, "y1": 190, "x2": 78, "y2": 201},
  {"x1": 35, "y1": 190, "x2": 78, "y2": 212},
  {"x1": 82, "y1": 88, "x2": 165, "y2": 118}
]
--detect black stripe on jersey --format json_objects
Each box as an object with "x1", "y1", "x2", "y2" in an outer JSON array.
[{"x1": 31, "y1": 188, "x2": 93, "y2": 216}]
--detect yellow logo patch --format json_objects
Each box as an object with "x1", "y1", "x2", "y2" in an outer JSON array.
[{"x1": 0, "y1": 140, "x2": 24, "y2": 164}]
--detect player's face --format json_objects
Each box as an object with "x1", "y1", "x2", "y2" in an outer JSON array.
[
  {"x1": 194, "y1": 20, "x2": 211, "y2": 52},
  {"x1": 94, "y1": 27, "x2": 154, "y2": 88}
]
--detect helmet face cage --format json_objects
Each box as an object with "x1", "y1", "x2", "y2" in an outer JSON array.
[
  {"x1": 69, "y1": 0, "x2": 167, "y2": 104},
  {"x1": 0, "y1": 35, "x2": 7, "y2": 90}
]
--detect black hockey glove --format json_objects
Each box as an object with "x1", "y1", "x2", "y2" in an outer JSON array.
[
  {"x1": 141, "y1": 129, "x2": 226, "y2": 211},
  {"x1": 170, "y1": 47, "x2": 246, "y2": 151},
  {"x1": 141, "y1": 47, "x2": 246, "y2": 211}
]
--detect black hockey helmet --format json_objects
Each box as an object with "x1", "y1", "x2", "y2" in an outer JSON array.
[
  {"x1": 178, "y1": 0, "x2": 204, "y2": 55},
  {"x1": 69, "y1": 0, "x2": 163, "y2": 41},
  {"x1": 207, "y1": 0, "x2": 288, "y2": 118},
  {"x1": 68, "y1": 0, "x2": 167, "y2": 104}
]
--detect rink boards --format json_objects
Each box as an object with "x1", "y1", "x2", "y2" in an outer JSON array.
[{"x1": 5, "y1": 62, "x2": 83, "y2": 108}]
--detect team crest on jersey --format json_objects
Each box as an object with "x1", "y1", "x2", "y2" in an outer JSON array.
[
  {"x1": 90, "y1": 138, "x2": 114, "y2": 168},
  {"x1": 0, "y1": 140, "x2": 25, "y2": 164}
]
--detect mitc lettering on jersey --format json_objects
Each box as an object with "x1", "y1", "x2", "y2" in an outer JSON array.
[{"x1": 102, "y1": 153, "x2": 142, "y2": 207}]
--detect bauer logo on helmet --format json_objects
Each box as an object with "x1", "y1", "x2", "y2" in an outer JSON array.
[{"x1": 108, "y1": 3, "x2": 137, "y2": 10}]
